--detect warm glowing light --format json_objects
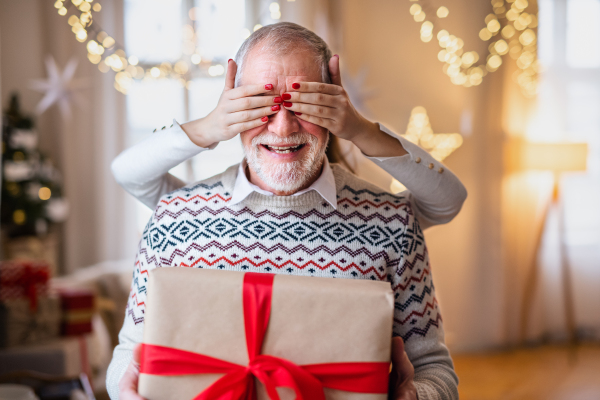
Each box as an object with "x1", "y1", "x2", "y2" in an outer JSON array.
[
  {"x1": 410, "y1": 4, "x2": 422, "y2": 15},
  {"x1": 98, "y1": 61, "x2": 110, "y2": 73},
  {"x1": 519, "y1": 29, "x2": 536, "y2": 46},
  {"x1": 88, "y1": 53, "x2": 101, "y2": 64},
  {"x1": 39, "y1": 187, "x2": 51, "y2": 201},
  {"x1": 92, "y1": 3, "x2": 101, "y2": 12},
  {"x1": 437, "y1": 6, "x2": 449, "y2": 18},
  {"x1": 487, "y1": 19, "x2": 501, "y2": 33},
  {"x1": 174, "y1": 61, "x2": 189, "y2": 74},
  {"x1": 79, "y1": 2, "x2": 91, "y2": 12},
  {"x1": 414, "y1": 12, "x2": 426, "y2": 22},
  {"x1": 76, "y1": 30, "x2": 87, "y2": 42},
  {"x1": 479, "y1": 28, "x2": 492, "y2": 41},
  {"x1": 253, "y1": 24, "x2": 262, "y2": 32},
  {"x1": 241, "y1": 28, "x2": 251, "y2": 39},
  {"x1": 208, "y1": 64, "x2": 225, "y2": 76},
  {"x1": 68, "y1": 15, "x2": 79, "y2": 26},
  {"x1": 502, "y1": 25, "x2": 515, "y2": 39},
  {"x1": 54, "y1": 1, "x2": 63, "y2": 9},
  {"x1": 13, "y1": 210, "x2": 26, "y2": 225},
  {"x1": 128, "y1": 56, "x2": 138, "y2": 65},
  {"x1": 188, "y1": 7, "x2": 198, "y2": 20},
  {"x1": 103, "y1": 36, "x2": 115, "y2": 48},
  {"x1": 58, "y1": 7, "x2": 67, "y2": 15},
  {"x1": 191, "y1": 54, "x2": 202, "y2": 64},
  {"x1": 150, "y1": 67, "x2": 160, "y2": 77},
  {"x1": 494, "y1": 39, "x2": 509, "y2": 55}
]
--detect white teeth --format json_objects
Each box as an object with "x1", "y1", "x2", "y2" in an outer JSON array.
[{"x1": 268, "y1": 145, "x2": 301, "y2": 150}]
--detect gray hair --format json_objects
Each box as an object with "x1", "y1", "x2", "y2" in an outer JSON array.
[{"x1": 234, "y1": 22, "x2": 332, "y2": 87}]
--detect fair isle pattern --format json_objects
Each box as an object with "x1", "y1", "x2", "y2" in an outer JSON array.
[{"x1": 125, "y1": 165, "x2": 442, "y2": 342}]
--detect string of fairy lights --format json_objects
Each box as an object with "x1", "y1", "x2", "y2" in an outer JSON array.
[
  {"x1": 55, "y1": 0, "x2": 538, "y2": 98},
  {"x1": 411, "y1": 0, "x2": 539, "y2": 97}
]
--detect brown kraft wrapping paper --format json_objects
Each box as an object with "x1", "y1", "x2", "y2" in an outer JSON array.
[{"x1": 138, "y1": 267, "x2": 394, "y2": 400}]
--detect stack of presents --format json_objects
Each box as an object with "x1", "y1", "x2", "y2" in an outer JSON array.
[{"x1": 0, "y1": 260, "x2": 96, "y2": 371}]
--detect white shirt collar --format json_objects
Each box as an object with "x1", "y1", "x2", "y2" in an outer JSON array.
[{"x1": 230, "y1": 158, "x2": 337, "y2": 209}]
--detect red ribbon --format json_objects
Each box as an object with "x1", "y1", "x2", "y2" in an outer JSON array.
[{"x1": 140, "y1": 272, "x2": 389, "y2": 400}]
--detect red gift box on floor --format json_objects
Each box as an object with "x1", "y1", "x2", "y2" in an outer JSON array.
[
  {"x1": 138, "y1": 268, "x2": 394, "y2": 400},
  {"x1": 58, "y1": 289, "x2": 95, "y2": 336},
  {"x1": 0, "y1": 260, "x2": 60, "y2": 347}
]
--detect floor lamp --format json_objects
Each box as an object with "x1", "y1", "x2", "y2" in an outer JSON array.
[{"x1": 508, "y1": 141, "x2": 588, "y2": 345}]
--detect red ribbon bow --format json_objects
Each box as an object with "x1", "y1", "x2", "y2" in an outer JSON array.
[{"x1": 140, "y1": 272, "x2": 389, "y2": 400}]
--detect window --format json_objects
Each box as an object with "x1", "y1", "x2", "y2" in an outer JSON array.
[
  {"x1": 124, "y1": 0, "x2": 247, "y2": 233},
  {"x1": 535, "y1": 0, "x2": 600, "y2": 335}
]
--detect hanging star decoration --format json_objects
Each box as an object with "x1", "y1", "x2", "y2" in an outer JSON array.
[
  {"x1": 29, "y1": 56, "x2": 88, "y2": 120},
  {"x1": 391, "y1": 107, "x2": 463, "y2": 193}
]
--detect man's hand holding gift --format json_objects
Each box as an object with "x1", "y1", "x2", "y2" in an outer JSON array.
[{"x1": 389, "y1": 337, "x2": 419, "y2": 400}]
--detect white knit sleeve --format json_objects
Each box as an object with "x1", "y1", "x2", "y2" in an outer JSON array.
[
  {"x1": 111, "y1": 119, "x2": 217, "y2": 209},
  {"x1": 364, "y1": 124, "x2": 467, "y2": 230},
  {"x1": 106, "y1": 211, "x2": 162, "y2": 399}
]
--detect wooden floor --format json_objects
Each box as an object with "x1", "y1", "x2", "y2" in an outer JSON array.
[{"x1": 453, "y1": 344, "x2": 600, "y2": 400}]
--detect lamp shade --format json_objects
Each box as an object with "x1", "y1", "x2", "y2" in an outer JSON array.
[{"x1": 505, "y1": 140, "x2": 588, "y2": 173}]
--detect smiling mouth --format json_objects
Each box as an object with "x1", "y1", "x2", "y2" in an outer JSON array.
[{"x1": 261, "y1": 144, "x2": 306, "y2": 154}]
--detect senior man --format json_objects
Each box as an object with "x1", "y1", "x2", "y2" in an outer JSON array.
[{"x1": 108, "y1": 22, "x2": 464, "y2": 400}]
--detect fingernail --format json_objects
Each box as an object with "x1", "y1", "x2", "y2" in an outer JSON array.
[
  {"x1": 282, "y1": 93, "x2": 291, "y2": 100},
  {"x1": 271, "y1": 105, "x2": 280, "y2": 111},
  {"x1": 274, "y1": 97, "x2": 282, "y2": 103},
  {"x1": 292, "y1": 83, "x2": 300, "y2": 90},
  {"x1": 283, "y1": 102, "x2": 292, "y2": 107},
  {"x1": 261, "y1": 116, "x2": 268, "y2": 122},
  {"x1": 334, "y1": 54, "x2": 339, "y2": 58},
  {"x1": 265, "y1": 84, "x2": 273, "y2": 90},
  {"x1": 228, "y1": 58, "x2": 233, "y2": 63},
  {"x1": 294, "y1": 112, "x2": 302, "y2": 116}
]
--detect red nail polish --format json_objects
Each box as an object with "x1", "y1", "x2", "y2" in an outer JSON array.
[
  {"x1": 295, "y1": 112, "x2": 302, "y2": 116},
  {"x1": 274, "y1": 97, "x2": 282, "y2": 103},
  {"x1": 261, "y1": 116, "x2": 268, "y2": 122},
  {"x1": 271, "y1": 105, "x2": 280, "y2": 111},
  {"x1": 292, "y1": 83, "x2": 300, "y2": 90},
  {"x1": 283, "y1": 102, "x2": 292, "y2": 107},
  {"x1": 228, "y1": 59, "x2": 233, "y2": 63},
  {"x1": 334, "y1": 54, "x2": 339, "y2": 58},
  {"x1": 282, "y1": 93, "x2": 291, "y2": 100},
  {"x1": 265, "y1": 84, "x2": 273, "y2": 90}
]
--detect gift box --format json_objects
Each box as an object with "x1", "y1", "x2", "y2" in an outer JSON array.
[
  {"x1": 139, "y1": 268, "x2": 394, "y2": 400},
  {"x1": 0, "y1": 260, "x2": 60, "y2": 347},
  {"x1": 0, "y1": 260, "x2": 51, "y2": 309},
  {"x1": 0, "y1": 295, "x2": 61, "y2": 347},
  {"x1": 58, "y1": 289, "x2": 95, "y2": 336}
]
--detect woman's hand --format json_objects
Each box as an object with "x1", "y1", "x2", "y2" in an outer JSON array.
[
  {"x1": 281, "y1": 55, "x2": 374, "y2": 143},
  {"x1": 282, "y1": 55, "x2": 407, "y2": 158},
  {"x1": 181, "y1": 60, "x2": 281, "y2": 148}
]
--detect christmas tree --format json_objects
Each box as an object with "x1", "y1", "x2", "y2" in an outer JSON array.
[{"x1": 1, "y1": 94, "x2": 68, "y2": 237}]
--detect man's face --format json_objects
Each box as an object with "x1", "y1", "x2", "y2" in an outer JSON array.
[{"x1": 239, "y1": 46, "x2": 329, "y2": 194}]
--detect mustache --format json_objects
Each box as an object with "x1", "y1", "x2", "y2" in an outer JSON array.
[{"x1": 250, "y1": 132, "x2": 317, "y2": 147}]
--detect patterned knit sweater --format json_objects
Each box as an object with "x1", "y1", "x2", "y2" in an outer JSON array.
[{"x1": 107, "y1": 164, "x2": 459, "y2": 400}]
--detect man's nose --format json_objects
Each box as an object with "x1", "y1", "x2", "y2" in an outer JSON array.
[{"x1": 268, "y1": 107, "x2": 300, "y2": 138}]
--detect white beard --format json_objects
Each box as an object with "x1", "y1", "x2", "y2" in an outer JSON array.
[{"x1": 244, "y1": 132, "x2": 327, "y2": 193}]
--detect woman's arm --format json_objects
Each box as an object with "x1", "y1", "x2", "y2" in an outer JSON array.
[
  {"x1": 364, "y1": 123, "x2": 468, "y2": 230},
  {"x1": 111, "y1": 120, "x2": 216, "y2": 209}
]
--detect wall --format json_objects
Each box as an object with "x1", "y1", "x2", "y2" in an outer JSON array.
[
  {"x1": 0, "y1": 0, "x2": 138, "y2": 273},
  {"x1": 339, "y1": 0, "x2": 506, "y2": 352}
]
